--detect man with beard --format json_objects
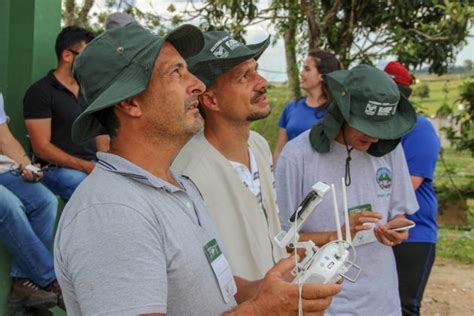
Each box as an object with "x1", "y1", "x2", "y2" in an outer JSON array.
[
  {"x1": 172, "y1": 31, "x2": 287, "y2": 286},
  {"x1": 54, "y1": 23, "x2": 340, "y2": 315},
  {"x1": 23, "y1": 26, "x2": 109, "y2": 200}
]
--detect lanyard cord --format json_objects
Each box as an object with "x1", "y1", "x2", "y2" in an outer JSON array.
[{"x1": 342, "y1": 131, "x2": 354, "y2": 187}]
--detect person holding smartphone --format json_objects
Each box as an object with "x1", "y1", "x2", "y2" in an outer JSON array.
[
  {"x1": 275, "y1": 65, "x2": 419, "y2": 316},
  {"x1": 0, "y1": 92, "x2": 61, "y2": 309}
]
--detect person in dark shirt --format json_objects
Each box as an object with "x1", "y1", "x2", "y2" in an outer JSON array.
[{"x1": 23, "y1": 26, "x2": 109, "y2": 200}]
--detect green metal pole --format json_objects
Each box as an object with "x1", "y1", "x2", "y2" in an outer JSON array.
[{"x1": 0, "y1": 1, "x2": 61, "y2": 314}]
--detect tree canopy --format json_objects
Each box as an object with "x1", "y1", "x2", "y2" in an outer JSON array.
[{"x1": 63, "y1": 0, "x2": 473, "y2": 98}]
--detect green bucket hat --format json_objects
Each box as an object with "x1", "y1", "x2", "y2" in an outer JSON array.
[
  {"x1": 187, "y1": 31, "x2": 270, "y2": 87},
  {"x1": 71, "y1": 22, "x2": 204, "y2": 144},
  {"x1": 309, "y1": 64, "x2": 416, "y2": 157}
]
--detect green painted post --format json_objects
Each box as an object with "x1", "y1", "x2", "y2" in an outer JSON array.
[
  {"x1": 0, "y1": 2, "x2": 11, "y2": 315},
  {"x1": 0, "y1": 1, "x2": 10, "y2": 94},
  {"x1": 0, "y1": 1, "x2": 62, "y2": 315},
  {"x1": 3, "y1": 0, "x2": 61, "y2": 148}
]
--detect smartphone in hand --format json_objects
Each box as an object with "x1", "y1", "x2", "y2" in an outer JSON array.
[{"x1": 387, "y1": 218, "x2": 415, "y2": 232}]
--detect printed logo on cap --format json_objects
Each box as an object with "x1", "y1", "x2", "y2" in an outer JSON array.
[
  {"x1": 365, "y1": 100, "x2": 398, "y2": 116},
  {"x1": 210, "y1": 36, "x2": 243, "y2": 58}
]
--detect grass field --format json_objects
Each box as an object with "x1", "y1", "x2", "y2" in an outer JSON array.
[
  {"x1": 411, "y1": 72, "x2": 474, "y2": 116},
  {"x1": 252, "y1": 74, "x2": 474, "y2": 264},
  {"x1": 438, "y1": 226, "x2": 474, "y2": 264}
]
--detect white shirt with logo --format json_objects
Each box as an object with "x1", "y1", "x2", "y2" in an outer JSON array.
[{"x1": 276, "y1": 130, "x2": 418, "y2": 316}]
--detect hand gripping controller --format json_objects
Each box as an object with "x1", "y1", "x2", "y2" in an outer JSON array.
[{"x1": 275, "y1": 180, "x2": 360, "y2": 285}]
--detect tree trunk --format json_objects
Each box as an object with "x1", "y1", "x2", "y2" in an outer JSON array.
[
  {"x1": 284, "y1": 21, "x2": 301, "y2": 100},
  {"x1": 301, "y1": 0, "x2": 320, "y2": 51},
  {"x1": 337, "y1": 2, "x2": 357, "y2": 69},
  {"x1": 63, "y1": 0, "x2": 95, "y2": 28},
  {"x1": 63, "y1": 0, "x2": 76, "y2": 26},
  {"x1": 77, "y1": 0, "x2": 95, "y2": 27}
]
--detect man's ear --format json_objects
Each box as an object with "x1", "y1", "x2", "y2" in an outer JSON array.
[
  {"x1": 199, "y1": 90, "x2": 220, "y2": 113},
  {"x1": 61, "y1": 50, "x2": 75, "y2": 64},
  {"x1": 116, "y1": 99, "x2": 142, "y2": 117}
]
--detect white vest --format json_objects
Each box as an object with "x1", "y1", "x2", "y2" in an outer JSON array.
[{"x1": 172, "y1": 131, "x2": 286, "y2": 280}]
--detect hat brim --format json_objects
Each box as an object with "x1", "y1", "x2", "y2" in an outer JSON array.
[
  {"x1": 190, "y1": 36, "x2": 270, "y2": 87},
  {"x1": 325, "y1": 70, "x2": 351, "y2": 118},
  {"x1": 309, "y1": 102, "x2": 344, "y2": 153},
  {"x1": 72, "y1": 25, "x2": 204, "y2": 145},
  {"x1": 72, "y1": 57, "x2": 154, "y2": 144}
]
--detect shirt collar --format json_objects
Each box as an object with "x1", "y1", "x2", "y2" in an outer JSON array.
[
  {"x1": 96, "y1": 152, "x2": 183, "y2": 192},
  {"x1": 47, "y1": 70, "x2": 84, "y2": 97},
  {"x1": 47, "y1": 70, "x2": 65, "y2": 90}
]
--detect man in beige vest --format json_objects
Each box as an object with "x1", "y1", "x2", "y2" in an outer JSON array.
[{"x1": 172, "y1": 31, "x2": 286, "y2": 285}]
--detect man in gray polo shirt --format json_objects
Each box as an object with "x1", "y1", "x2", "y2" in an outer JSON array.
[{"x1": 54, "y1": 23, "x2": 340, "y2": 315}]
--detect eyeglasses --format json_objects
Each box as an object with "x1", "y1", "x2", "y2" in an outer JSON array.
[{"x1": 67, "y1": 49, "x2": 80, "y2": 56}]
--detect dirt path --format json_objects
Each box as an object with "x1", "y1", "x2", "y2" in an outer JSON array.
[{"x1": 421, "y1": 258, "x2": 474, "y2": 315}]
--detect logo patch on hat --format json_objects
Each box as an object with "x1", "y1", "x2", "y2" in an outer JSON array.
[
  {"x1": 365, "y1": 103, "x2": 377, "y2": 116},
  {"x1": 213, "y1": 46, "x2": 229, "y2": 58},
  {"x1": 376, "y1": 167, "x2": 392, "y2": 190},
  {"x1": 226, "y1": 38, "x2": 242, "y2": 50},
  {"x1": 210, "y1": 35, "x2": 243, "y2": 58},
  {"x1": 365, "y1": 100, "x2": 398, "y2": 116}
]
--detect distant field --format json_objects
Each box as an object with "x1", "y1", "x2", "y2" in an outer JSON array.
[
  {"x1": 436, "y1": 147, "x2": 474, "y2": 188},
  {"x1": 411, "y1": 72, "x2": 474, "y2": 116}
]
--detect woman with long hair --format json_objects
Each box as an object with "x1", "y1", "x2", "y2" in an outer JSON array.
[{"x1": 273, "y1": 50, "x2": 341, "y2": 164}]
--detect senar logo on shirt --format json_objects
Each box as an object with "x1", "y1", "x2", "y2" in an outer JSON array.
[{"x1": 376, "y1": 167, "x2": 392, "y2": 190}]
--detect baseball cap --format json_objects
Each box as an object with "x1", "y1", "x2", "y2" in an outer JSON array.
[
  {"x1": 105, "y1": 12, "x2": 136, "y2": 30},
  {"x1": 377, "y1": 60, "x2": 413, "y2": 86}
]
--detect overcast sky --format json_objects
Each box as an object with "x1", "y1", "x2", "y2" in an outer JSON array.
[{"x1": 92, "y1": 0, "x2": 474, "y2": 82}]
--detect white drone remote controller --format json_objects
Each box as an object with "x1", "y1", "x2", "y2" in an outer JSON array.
[
  {"x1": 24, "y1": 164, "x2": 41, "y2": 174},
  {"x1": 275, "y1": 180, "x2": 360, "y2": 285}
]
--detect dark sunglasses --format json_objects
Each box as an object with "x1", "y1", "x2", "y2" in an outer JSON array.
[{"x1": 68, "y1": 49, "x2": 80, "y2": 56}]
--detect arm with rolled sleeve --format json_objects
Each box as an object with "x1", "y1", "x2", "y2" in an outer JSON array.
[{"x1": 55, "y1": 204, "x2": 168, "y2": 316}]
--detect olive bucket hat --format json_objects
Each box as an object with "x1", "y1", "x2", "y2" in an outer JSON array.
[
  {"x1": 71, "y1": 22, "x2": 204, "y2": 144},
  {"x1": 309, "y1": 64, "x2": 417, "y2": 157},
  {"x1": 187, "y1": 31, "x2": 270, "y2": 87}
]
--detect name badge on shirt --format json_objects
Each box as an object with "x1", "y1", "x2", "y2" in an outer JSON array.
[
  {"x1": 204, "y1": 239, "x2": 237, "y2": 303},
  {"x1": 349, "y1": 204, "x2": 378, "y2": 247}
]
